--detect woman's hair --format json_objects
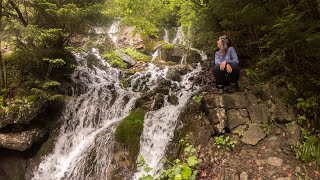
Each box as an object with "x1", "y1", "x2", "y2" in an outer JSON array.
[
  {"x1": 219, "y1": 35, "x2": 232, "y2": 48},
  {"x1": 219, "y1": 35, "x2": 229, "y2": 53}
]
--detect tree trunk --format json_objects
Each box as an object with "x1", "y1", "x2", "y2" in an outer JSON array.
[{"x1": 0, "y1": 0, "x2": 4, "y2": 88}]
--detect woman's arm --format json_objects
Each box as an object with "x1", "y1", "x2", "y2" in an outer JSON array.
[
  {"x1": 215, "y1": 52, "x2": 221, "y2": 65},
  {"x1": 226, "y1": 47, "x2": 239, "y2": 65}
]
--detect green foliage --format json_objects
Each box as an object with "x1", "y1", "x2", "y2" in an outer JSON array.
[
  {"x1": 102, "y1": 51, "x2": 128, "y2": 69},
  {"x1": 41, "y1": 81, "x2": 61, "y2": 89},
  {"x1": 138, "y1": 135, "x2": 201, "y2": 180},
  {"x1": 115, "y1": 109, "x2": 145, "y2": 160},
  {"x1": 162, "y1": 44, "x2": 175, "y2": 50},
  {"x1": 260, "y1": 123, "x2": 271, "y2": 134},
  {"x1": 295, "y1": 128, "x2": 320, "y2": 164},
  {"x1": 192, "y1": 94, "x2": 202, "y2": 104},
  {"x1": 121, "y1": 48, "x2": 151, "y2": 62},
  {"x1": 214, "y1": 135, "x2": 237, "y2": 150},
  {"x1": 43, "y1": 58, "x2": 66, "y2": 68},
  {"x1": 158, "y1": 135, "x2": 201, "y2": 180}
]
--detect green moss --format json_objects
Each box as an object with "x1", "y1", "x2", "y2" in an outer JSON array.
[
  {"x1": 162, "y1": 44, "x2": 175, "y2": 50},
  {"x1": 115, "y1": 109, "x2": 145, "y2": 160},
  {"x1": 102, "y1": 51, "x2": 128, "y2": 69},
  {"x1": 167, "y1": 61, "x2": 177, "y2": 66},
  {"x1": 37, "y1": 137, "x2": 56, "y2": 157},
  {"x1": 121, "y1": 48, "x2": 151, "y2": 62}
]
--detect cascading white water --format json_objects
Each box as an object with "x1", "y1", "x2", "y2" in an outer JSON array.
[
  {"x1": 172, "y1": 27, "x2": 184, "y2": 45},
  {"x1": 32, "y1": 50, "x2": 140, "y2": 180},
  {"x1": 163, "y1": 29, "x2": 170, "y2": 44},
  {"x1": 133, "y1": 63, "x2": 202, "y2": 179},
  {"x1": 190, "y1": 47, "x2": 208, "y2": 61},
  {"x1": 108, "y1": 21, "x2": 120, "y2": 44}
]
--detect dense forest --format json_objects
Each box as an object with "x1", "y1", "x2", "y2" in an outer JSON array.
[{"x1": 0, "y1": 0, "x2": 319, "y2": 179}]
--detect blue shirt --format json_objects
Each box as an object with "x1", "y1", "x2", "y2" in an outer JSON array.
[{"x1": 214, "y1": 47, "x2": 239, "y2": 65}]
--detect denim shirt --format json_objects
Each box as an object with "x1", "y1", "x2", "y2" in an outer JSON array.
[{"x1": 214, "y1": 47, "x2": 239, "y2": 65}]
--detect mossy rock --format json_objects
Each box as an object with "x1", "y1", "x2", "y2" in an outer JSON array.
[{"x1": 115, "y1": 109, "x2": 145, "y2": 161}]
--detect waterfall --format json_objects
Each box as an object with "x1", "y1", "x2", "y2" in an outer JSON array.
[
  {"x1": 32, "y1": 50, "x2": 140, "y2": 180},
  {"x1": 163, "y1": 29, "x2": 170, "y2": 44},
  {"x1": 108, "y1": 21, "x2": 120, "y2": 44},
  {"x1": 172, "y1": 27, "x2": 184, "y2": 45},
  {"x1": 32, "y1": 21, "x2": 204, "y2": 180},
  {"x1": 133, "y1": 63, "x2": 202, "y2": 178}
]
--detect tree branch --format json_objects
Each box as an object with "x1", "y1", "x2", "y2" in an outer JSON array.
[{"x1": 8, "y1": 0, "x2": 28, "y2": 27}]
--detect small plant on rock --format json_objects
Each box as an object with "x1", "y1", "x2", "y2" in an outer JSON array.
[
  {"x1": 214, "y1": 135, "x2": 237, "y2": 150},
  {"x1": 192, "y1": 94, "x2": 202, "y2": 104}
]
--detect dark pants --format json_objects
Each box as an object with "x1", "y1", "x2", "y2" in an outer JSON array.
[{"x1": 213, "y1": 64, "x2": 240, "y2": 87}]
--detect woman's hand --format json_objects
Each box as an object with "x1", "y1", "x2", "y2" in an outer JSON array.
[
  {"x1": 220, "y1": 61, "x2": 226, "y2": 70},
  {"x1": 226, "y1": 64, "x2": 233, "y2": 73}
]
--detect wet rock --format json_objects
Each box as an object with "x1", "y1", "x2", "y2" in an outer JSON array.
[
  {"x1": 166, "y1": 65, "x2": 191, "y2": 82},
  {"x1": 210, "y1": 108, "x2": 226, "y2": 134},
  {"x1": 226, "y1": 109, "x2": 250, "y2": 131},
  {"x1": 0, "y1": 129, "x2": 46, "y2": 151},
  {"x1": 240, "y1": 172, "x2": 249, "y2": 180},
  {"x1": 160, "y1": 45, "x2": 188, "y2": 63},
  {"x1": 115, "y1": 50, "x2": 136, "y2": 67},
  {"x1": 168, "y1": 95, "x2": 179, "y2": 106},
  {"x1": 240, "y1": 123, "x2": 266, "y2": 145},
  {"x1": 0, "y1": 100, "x2": 45, "y2": 129},
  {"x1": 271, "y1": 102, "x2": 296, "y2": 122},
  {"x1": 0, "y1": 149, "x2": 26, "y2": 180},
  {"x1": 153, "y1": 94, "x2": 165, "y2": 110},
  {"x1": 248, "y1": 103, "x2": 271, "y2": 124},
  {"x1": 266, "y1": 157, "x2": 283, "y2": 167},
  {"x1": 186, "y1": 50, "x2": 202, "y2": 64}
]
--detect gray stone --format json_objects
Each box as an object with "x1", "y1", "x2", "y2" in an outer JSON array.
[
  {"x1": 271, "y1": 102, "x2": 296, "y2": 122},
  {"x1": 239, "y1": 172, "x2": 249, "y2": 180},
  {"x1": 0, "y1": 101, "x2": 45, "y2": 129},
  {"x1": 241, "y1": 123, "x2": 266, "y2": 145},
  {"x1": 115, "y1": 50, "x2": 136, "y2": 66},
  {"x1": 203, "y1": 94, "x2": 224, "y2": 110},
  {"x1": 210, "y1": 108, "x2": 226, "y2": 134},
  {"x1": 239, "y1": 109, "x2": 249, "y2": 117},
  {"x1": 246, "y1": 93, "x2": 259, "y2": 106},
  {"x1": 229, "y1": 93, "x2": 247, "y2": 109},
  {"x1": 248, "y1": 103, "x2": 271, "y2": 123},
  {"x1": 0, "y1": 129, "x2": 46, "y2": 151},
  {"x1": 266, "y1": 157, "x2": 283, "y2": 167},
  {"x1": 226, "y1": 109, "x2": 250, "y2": 130},
  {"x1": 223, "y1": 94, "x2": 236, "y2": 110},
  {"x1": 166, "y1": 65, "x2": 191, "y2": 82},
  {"x1": 287, "y1": 123, "x2": 301, "y2": 146}
]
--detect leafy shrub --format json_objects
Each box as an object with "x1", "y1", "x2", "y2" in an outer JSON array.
[
  {"x1": 138, "y1": 135, "x2": 202, "y2": 180},
  {"x1": 43, "y1": 58, "x2": 66, "y2": 68},
  {"x1": 214, "y1": 135, "x2": 237, "y2": 150},
  {"x1": 192, "y1": 94, "x2": 202, "y2": 104}
]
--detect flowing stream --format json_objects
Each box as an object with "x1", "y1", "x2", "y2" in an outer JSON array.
[{"x1": 32, "y1": 24, "x2": 204, "y2": 180}]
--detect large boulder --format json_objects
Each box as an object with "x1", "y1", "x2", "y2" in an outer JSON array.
[
  {"x1": 115, "y1": 50, "x2": 136, "y2": 67},
  {"x1": 240, "y1": 123, "x2": 266, "y2": 145},
  {"x1": 227, "y1": 109, "x2": 250, "y2": 131},
  {"x1": 117, "y1": 26, "x2": 144, "y2": 50},
  {"x1": 166, "y1": 65, "x2": 191, "y2": 82},
  {"x1": 0, "y1": 129, "x2": 47, "y2": 151},
  {"x1": 186, "y1": 50, "x2": 202, "y2": 64},
  {"x1": 160, "y1": 44, "x2": 188, "y2": 63},
  {"x1": 0, "y1": 101, "x2": 45, "y2": 129}
]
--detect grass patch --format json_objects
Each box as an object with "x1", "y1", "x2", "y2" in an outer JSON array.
[
  {"x1": 121, "y1": 48, "x2": 151, "y2": 62},
  {"x1": 102, "y1": 51, "x2": 127, "y2": 69},
  {"x1": 115, "y1": 109, "x2": 145, "y2": 160},
  {"x1": 161, "y1": 43, "x2": 175, "y2": 50}
]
